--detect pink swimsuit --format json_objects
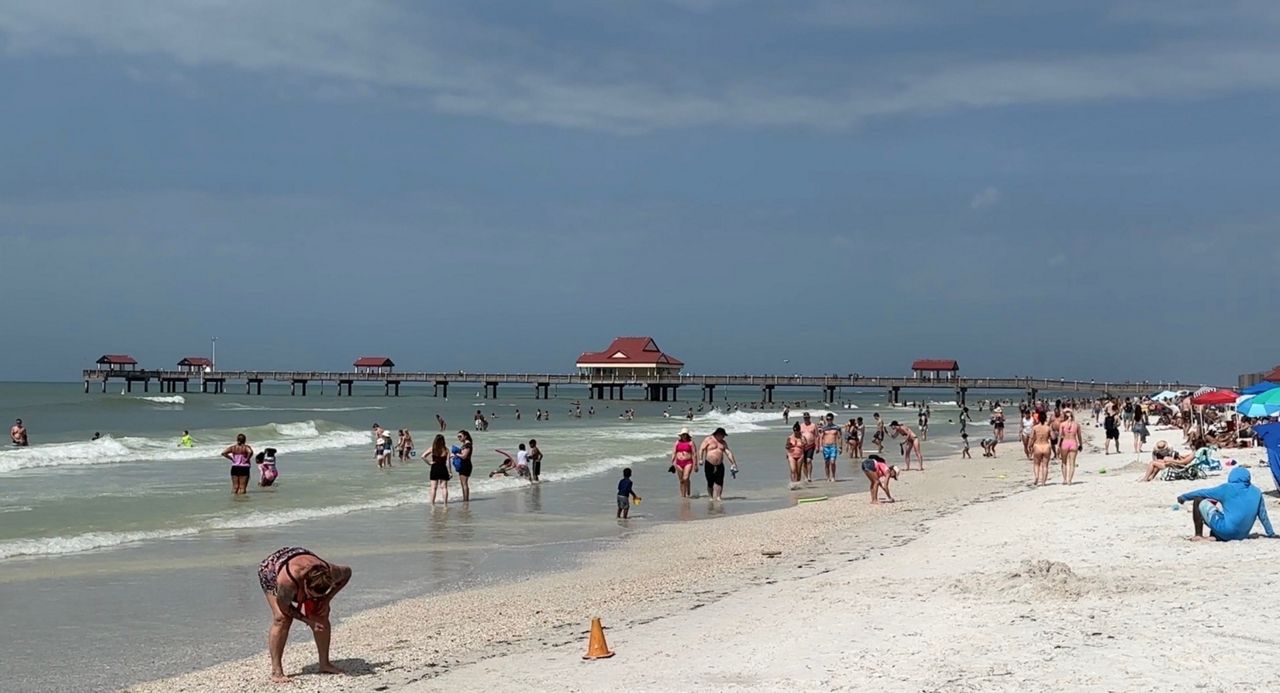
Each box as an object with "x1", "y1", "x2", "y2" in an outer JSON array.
[
  {"x1": 674, "y1": 441, "x2": 694, "y2": 468},
  {"x1": 1060, "y1": 422, "x2": 1079, "y2": 452}
]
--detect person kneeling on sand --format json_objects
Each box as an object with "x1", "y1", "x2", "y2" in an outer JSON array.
[
  {"x1": 860, "y1": 454, "x2": 898, "y2": 504},
  {"x1": 258, "y1": 547, "x2": 353, "y2": 683},
  {"x1": 1139, "y1": 440, "x2": 1191, "y2": 482},
  {"x1": 980, "y1": 438, "x2": 998, "y2": 457},
  {"x1": 1176, "y1": 468, "x2": 1275, "y2": 542}
]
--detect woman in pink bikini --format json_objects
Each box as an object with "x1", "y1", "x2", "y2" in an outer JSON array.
[
  {"x1": 671, "y1": 428, "x2": 696, "y2": 498},
  {"x1": 1058, "y1": 408, "x2": 1082, "y2": 485}
]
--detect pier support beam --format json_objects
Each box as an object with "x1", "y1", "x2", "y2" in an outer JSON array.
[
  {"x1": 823, "y1": 385, "x2": 837, "y2": 404},
  {"x1": 102, "y1": 380, "x2": 108, "y2": 393},
  {"x1": 957, "y1": 387, "x2": 967, "y2": 406},
  {"x1": 433, "y1": 381, "x2": 448, "y2": 398},
  {"x1": 484, "y1": 381, "x2": 499, "y2": 399},
  {"x1": 1027, "y1": 388, "x2": 1038, "y2": 403},
  {"x1": 703, "y1": 385, "x2": 715, "y2": 403},
  {"x1": 888, "y1": 386, "x2": 900, "y2": 405},
  {"x1": 291, "y1": 380, "x2": 308, "y2": 396},
  {"x1": 762, "y1": 385, "x2": 774, "y2": 404}
]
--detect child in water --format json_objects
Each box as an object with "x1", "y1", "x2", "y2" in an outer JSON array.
[
  {"x1": 255, "y1": 448, "x2": 279, "y2": 487},
  {"x1": 617, "y1": 468, "x2": 640, "y2": 519}
]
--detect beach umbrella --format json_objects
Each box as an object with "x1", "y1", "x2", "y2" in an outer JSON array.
[
  {"x1": 1241, "y1": 381, "x2": 1280, "y2": 396},
  {"x1": 1190, "y1": 389, "x2": 1239, "y2": 406},
  {"x1": 1193, "y1": 386, "x2": 1218, "y2": 397},
  {"x1": 1152, "y1": 390, "x2": 1179, "y2": 402},
  {"x1": 1237, "y1": 389, "x2": 1280, "y2": 417}
]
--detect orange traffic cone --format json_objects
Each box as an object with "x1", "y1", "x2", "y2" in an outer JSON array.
[{"x1": 582, "y1": 617, "x2": 615, "y2": 660}]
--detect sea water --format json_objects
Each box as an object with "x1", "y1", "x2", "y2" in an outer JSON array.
[{"x1": 0, "y1": 382, "x2": 979, "y2": 690}]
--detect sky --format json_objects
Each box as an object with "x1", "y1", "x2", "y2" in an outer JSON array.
[{"x1": 1, "y1": 0, "x2": 1278, "y2": 384}]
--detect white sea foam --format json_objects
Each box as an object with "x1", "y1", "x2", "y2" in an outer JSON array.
[
  {"x1": 0, "y1": 528, "x2": 200, "y2": 560},
  {"x1": 0, "y1": 422, "x2": 370, "y2": 474},
  {"x1": 139, "y1": 395, "x2": 186, "y2": 405},
  {"x1": 219, "y1": 403, "x2": 386, "y2": 413},
  {"x1": 695, "y1": 409, "x2": 781, "y2": 433}
]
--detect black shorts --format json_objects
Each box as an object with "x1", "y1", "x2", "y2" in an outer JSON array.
[
  {"x1": 457, "y1": 461, "x2": 473, "y2": 477},
  {"x1": 705, "y1": 463, "x2": 725, "y2": 487},
  {"x1": 231, "y1": 465, "x2": 251, "y2": 478},
  {"x1": 1105, "y1": 428, "x2": 1120, "y2": 440},
  {"x1": 802, "y1": 447, "x2": 815, "y2": 461}
]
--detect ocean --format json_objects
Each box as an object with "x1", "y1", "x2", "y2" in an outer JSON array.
[{"x1": 0, "y1": 381, "x2": 980, "y2": 691}]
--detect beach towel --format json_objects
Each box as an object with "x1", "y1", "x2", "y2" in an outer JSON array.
[{"x1": 1253, "y1": 422, "x2": 1280, "y2": 493}]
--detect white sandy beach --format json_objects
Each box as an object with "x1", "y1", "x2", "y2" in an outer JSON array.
[{"x1": 133, "y1": 424, "x2": 1280, "y2": 693}]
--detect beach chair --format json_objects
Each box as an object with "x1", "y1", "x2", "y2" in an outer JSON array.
[{"x1": 1162, "y1": 458, "x2": 1208, "y2": 481}]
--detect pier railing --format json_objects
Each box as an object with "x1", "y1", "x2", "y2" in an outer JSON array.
[{"x1": 81, "y1": 368, "x2": 1207, "y2": 398}]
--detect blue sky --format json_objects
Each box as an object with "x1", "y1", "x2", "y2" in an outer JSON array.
[{"x1": 1, "y1": 0, "x2": 1277, "y2": 383}]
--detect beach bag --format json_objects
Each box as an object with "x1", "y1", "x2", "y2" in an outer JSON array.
[{"x1": 451, "y1": 445, "x2": 463, "y2": 473}]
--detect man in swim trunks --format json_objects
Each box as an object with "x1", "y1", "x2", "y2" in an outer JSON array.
[
  {"x1": 872, "y1": 413, "x2": 886, "y2": 454},
  {"x1": 860, "y1": 454, "x2": 898, "y2": 504},
  {"x1": 257, "y1": 546, "x2": 353, "y2": 683},
  {"x1": 798, "y1": 413, "x2": 817, "y2": 483},
  {"x1": 819, "y1": 414, "x2": 842, "y2": 482},
  {"x1": 527, "y1": 439, "x2": 543, "y2": 482},
  {"x1": 10, "y1": 418, "x2": 27, "y2": 446},
  {"x1": 698, "y1": 427, "x2": 737, "y2": 501}
]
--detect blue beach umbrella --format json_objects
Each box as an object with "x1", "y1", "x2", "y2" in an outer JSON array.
[
  {"x1": 1237, "y1": 388, "x2": 1280, "y2": 417},
  {"x1": 1241, "y1": 381, "x2": 1280, "y2": 396}
]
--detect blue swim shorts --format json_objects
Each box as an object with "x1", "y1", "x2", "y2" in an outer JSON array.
[{"x1": 822, "y1": 444, "x2": 839, "y2": 462}]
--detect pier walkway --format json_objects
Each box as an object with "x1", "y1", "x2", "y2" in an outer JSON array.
[{"x1": 81, "y1": 369, "x2": 1209, "y2": 405}]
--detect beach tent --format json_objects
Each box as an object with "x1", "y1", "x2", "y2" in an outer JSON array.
[
  {"x1": 1191, "y1": 389, "x2": 1239, "y2": 406},
  {"x1": 1241, "y1": 381, "x2": 1280, "y2": 396},
  {"x1": 1193, "y1": 386, "x2": 1218, "y2": 397},
  {"x1": 1252, "y1": 422, "x2": 1280, "y2": 493},
  {"x1": 1152, "y1": 390, "x2": 1180, "y2": 402}
]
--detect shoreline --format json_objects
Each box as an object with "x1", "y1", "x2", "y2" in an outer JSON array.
[{"x1": 131, "y1": 440, "x2": 1024, "y2": 692}]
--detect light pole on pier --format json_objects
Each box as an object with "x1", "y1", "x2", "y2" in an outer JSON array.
[{"x1": 212, "y1": 337, "x2": 218, "y2": 372}]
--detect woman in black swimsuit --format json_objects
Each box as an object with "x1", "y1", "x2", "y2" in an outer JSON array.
[
  {"x1": 428, "y1": 434, "x2": 450, "y2": 504},
  {"x1": 257, "y1": 547, "x2": 353, "y2": 683}
]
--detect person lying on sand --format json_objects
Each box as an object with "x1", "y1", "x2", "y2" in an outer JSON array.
[
  {"x1": 1139, "y1": 440, "x2": 1191, "y2": 482},
  {"x1": 860, "y1": 454, "x2": 898, "y2": 504},
  {"x1": 1176, "y1": 468, "x2": 1275, "y2": 542}
]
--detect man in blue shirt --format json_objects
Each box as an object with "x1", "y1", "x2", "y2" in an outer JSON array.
[{"x1": 1177, "y1": 468, "x2": 1276, "y2": 542}]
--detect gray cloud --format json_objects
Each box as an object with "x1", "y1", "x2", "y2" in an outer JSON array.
[{"x1": 2, "y1": 1, "x2": 1280, "y2": 134}]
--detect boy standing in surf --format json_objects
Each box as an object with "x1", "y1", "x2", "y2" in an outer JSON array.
[{"x1": 617, "y1": 468, "x2": 640, "y2": 519}]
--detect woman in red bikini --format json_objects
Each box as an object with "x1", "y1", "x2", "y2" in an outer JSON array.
[
  {"x1": 1058, "y1": 408, "x2": 1082, "y2": 485},
  {"x1": 671, "y1": 428, "x2": 696, "y2": 498},
  {"x1": 258, "y1": 546, "x2": 353, "y2": 683}
]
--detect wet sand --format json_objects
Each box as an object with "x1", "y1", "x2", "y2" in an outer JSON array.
[{"x1": 133, "y1": 423, "x2": 1280, "y2": 692}]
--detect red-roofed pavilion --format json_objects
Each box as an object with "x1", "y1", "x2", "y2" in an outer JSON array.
[
  {"x1": 912, "y1": 359, "x2": 959, "y2": 381},
  {"x1": 177, "y1": 356, "x2": 212, "y2": 374},
  {"x1": 354, "y1": 357, "x2": 395, "y2": 374},
  {"x1": 577, "y1": 337, "x2": 684, "y2": 401},
  {"x1": 95, "y1": 354, "x2": 138, "y2": 371}
]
